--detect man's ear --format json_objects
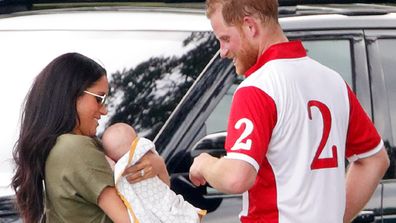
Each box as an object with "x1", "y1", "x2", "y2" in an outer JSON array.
[{"x1": 242, "y1": 16, "x2": 259, "y2": 38}]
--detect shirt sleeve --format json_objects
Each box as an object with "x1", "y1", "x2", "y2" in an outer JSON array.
[
  {"x1": 225, "y1": 86, "x2": 277, "y2": 171},
  {"x1": 345, "y1": 85, "x2": 383, "y2": 161},
  {"x1": 61, "y1": 136, "x2": 114, "y2": 205}
]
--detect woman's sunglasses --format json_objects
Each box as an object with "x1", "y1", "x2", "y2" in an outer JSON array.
[{"x1": 84, "y1": 90, "x2": 107, "y2": 105}]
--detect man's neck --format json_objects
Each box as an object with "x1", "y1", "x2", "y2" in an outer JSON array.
[{"x1": 257, "y1": 24, "x2": 288, "y2": 57}]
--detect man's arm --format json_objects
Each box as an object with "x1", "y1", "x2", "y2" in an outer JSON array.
[
  {"x1": 344, "y1": 147, "x2": 389, "y2": 223},
  {"x1": 189, "y1": 153, "x2": 256, "y2": 194}
]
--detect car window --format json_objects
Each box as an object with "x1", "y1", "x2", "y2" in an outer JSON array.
[
  {"x1": 205, "y1": 78, "x2": 238, "y2": 134},
  {"x1": 302, "y1": 40, "x2": 353, "y2": 86},
  {"x1": 377, "y1": 38, "x2": 396, "y2": 144},
  {"x1": 376, "y1": 38, "x2": 396, "y2": 180},
  {"x1": 204, "y1": 39, "x2": 353, "y2": 134}
]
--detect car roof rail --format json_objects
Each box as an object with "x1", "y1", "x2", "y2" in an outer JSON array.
[
  {"x1": 164, "y1": 0, "x2": 396, "y2": 6},
  {"x1": 1, "y1": 0, "x2": 395, "y2": 14},
  {"x1": 0, "y1": 0, "x2": 205, "y2": 14},
  {"x1": 281, "y1": 1, "x2": 396, "y2": 17},
  {"x1": 278, "y1": 0, "x2": 396, "y2": 6}
]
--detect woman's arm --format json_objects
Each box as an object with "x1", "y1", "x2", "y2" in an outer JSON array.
[
  {"x1": 152, "y1": 152, "x2": 171, "y2": 186},
  {"x1": 98, "y1": 186, "x2": 130, "y2": 223},
  {"x1": 123, "y1": 151, "x2": 170, "y2": 186}
]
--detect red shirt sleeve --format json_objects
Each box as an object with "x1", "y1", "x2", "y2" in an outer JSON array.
[
  {"x1": 345, "y1": 85, "x2": 382, "y2": 158},
  {"x1": 225, "y1": 86, "x2": 277, "y2": 166}
]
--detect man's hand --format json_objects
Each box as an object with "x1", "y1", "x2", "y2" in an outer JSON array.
[
  {"x1": 189, "y1": 152, "x2": 256, "y2": 194},
  {"x1": 189, "y1": 153, "x2": 213, "y2": 186}
]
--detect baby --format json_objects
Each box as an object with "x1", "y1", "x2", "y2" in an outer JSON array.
[{"x1": 102, "y1": 123, "x2": 206, "y2": 223}]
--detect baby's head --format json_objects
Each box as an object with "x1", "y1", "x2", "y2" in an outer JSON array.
[{"x1": 102, "y1": 123, "x2": 137, "y2": 162}]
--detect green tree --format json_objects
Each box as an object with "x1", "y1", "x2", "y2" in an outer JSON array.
[{"x1": 106, "y1": 31, "x2": 219, "y2": 140}]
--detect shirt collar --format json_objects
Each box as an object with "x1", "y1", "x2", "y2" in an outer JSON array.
[{"x1": 244, "y1": 40, "x2": 307, "y2": 77}]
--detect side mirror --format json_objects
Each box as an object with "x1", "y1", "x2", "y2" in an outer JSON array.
[
  {"x1": 190, "y1": 132, "x2": 227, "y2": 158},
  {"x1": 169, "y1": 132, "x2": 228, "y2": 213}
]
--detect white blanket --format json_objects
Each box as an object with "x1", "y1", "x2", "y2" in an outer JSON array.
[{"x1": 114, "y1": 137, "x2": 203, "y2": 223}]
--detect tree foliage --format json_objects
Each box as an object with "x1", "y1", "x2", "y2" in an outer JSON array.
[{"x1": 106, "y1": 31, "x2": 219, "y2": 140}]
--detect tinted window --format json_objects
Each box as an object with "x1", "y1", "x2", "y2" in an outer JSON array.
[
  {"x1": 303, "y1": 40, "x2": 353, "y2": 86},
  {"x1": 377, "y1": 39, "x2": 396, "y2": 144},
  {"x1": 205, "y1": 79, "x2": 238, "y2": 134},
  {"x1": 377, "y1": 38, "x2": 396, "y2": 179}
]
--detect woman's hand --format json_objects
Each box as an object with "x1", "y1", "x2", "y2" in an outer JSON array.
[{"x1": 123, "y1": 151, "x2": 170, "y2": 186}]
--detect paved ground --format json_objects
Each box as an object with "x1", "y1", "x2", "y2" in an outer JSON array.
[
  {"x1": 204, "y1": 197, "x2": 242, "y2": 223},
  {"x1": 4, "y1": 197, "x2": 243, "y2": 223}
]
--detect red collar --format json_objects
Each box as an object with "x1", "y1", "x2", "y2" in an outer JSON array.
[{"x1": 244, "y1": 41, "x2": 307, "y2": 77}]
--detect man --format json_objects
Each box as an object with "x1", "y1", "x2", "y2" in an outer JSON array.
[{"x1": 189, "y1": 0, "x2": 390, "y2": 222}]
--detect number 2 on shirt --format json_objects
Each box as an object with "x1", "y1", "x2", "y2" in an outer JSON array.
[
  {"x1": 230, "y1": 118, "x2": 254, "y2": 151},
  {"x1": 308, "y1": 100, "x2": 339, "y2": 170}
]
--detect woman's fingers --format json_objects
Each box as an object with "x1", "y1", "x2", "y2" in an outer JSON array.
[
  {"x1": 142, "y1": 166, "x2": 154, "y2": 178},
  {"x1": 123, "y1": 162, "x2": 141, "y2": 175},
  {"x1": 123, "y1": 161, "x2": 154, "y2": 184}
]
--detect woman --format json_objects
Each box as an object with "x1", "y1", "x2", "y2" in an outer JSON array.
[{"x1": 11, "y1": 52, "x2": 169, "y2": 223}]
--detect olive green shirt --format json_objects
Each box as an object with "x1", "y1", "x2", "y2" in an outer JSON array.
[{"x1": 45, "y1": 134, "x2": 114, "y2": 223}]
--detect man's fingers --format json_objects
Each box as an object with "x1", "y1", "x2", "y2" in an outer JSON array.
[
  {"x1": 190, "y1": 177, "x2": 200, "y2": 186},
  {"x1": 189, "y1": 174, "x2": 206, "y2": 186},
  {"x1": 189, "y1": 159, "x2": 207, "y2": 186},
  {"x1": 189, "y1": 174, "x2": 199, "y2": 186}
]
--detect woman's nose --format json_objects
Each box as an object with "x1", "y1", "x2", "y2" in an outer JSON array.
[{"x1": 100, "y1": 104, "x2": 108, "y2": 115}]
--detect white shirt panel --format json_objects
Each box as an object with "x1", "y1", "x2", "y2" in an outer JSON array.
[{"x1": 238, "y1": 56, "x2": 349, "y2": 222}]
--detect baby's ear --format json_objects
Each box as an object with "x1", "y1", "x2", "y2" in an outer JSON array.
[{"x1": 105, "y1": 155, "x2": 116, "y2": 171}]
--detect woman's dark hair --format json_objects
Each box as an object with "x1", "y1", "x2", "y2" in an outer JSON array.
[{"x1": 11, "y1": 52, "x2": 106, "y2": 223}]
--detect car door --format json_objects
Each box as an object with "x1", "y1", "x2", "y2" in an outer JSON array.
[
  {"x1": 365, "y1": 29, "x2": 396, "y2": 222},
  {"x1": 157, "y1": 29, "x2": 389, "y2": 222}
]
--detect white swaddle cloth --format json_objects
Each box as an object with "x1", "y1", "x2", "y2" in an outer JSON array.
[{"x1": 114, "y1": 137, "x2": 204, "y2": 223}]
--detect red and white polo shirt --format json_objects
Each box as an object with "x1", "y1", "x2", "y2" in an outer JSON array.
[{"x1": 224, "y1": 41, "x2": 383, "y2": 223}]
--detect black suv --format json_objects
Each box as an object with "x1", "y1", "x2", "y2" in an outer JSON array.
[
  {"x1": 1, "y1": 1, "x2": 396, "y2": 222},
  {"x1": 155, "y1": 2, "x2": 396, "y2": 223}
]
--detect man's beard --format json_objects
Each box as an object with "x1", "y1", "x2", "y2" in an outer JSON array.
[{"x1": 235, "y1": 38, "x2": 257, "y2": 75}]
